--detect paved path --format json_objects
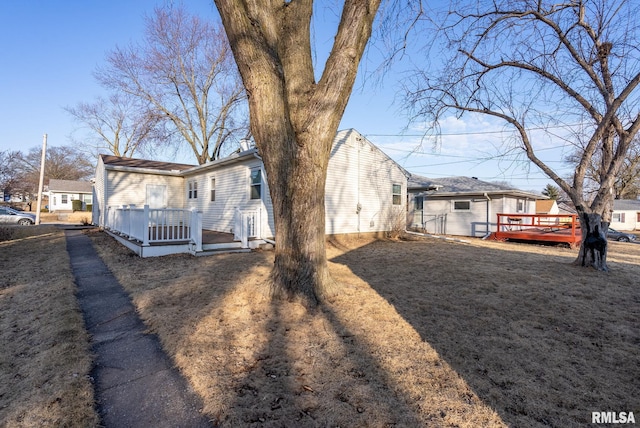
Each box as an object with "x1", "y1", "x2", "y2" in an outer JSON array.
[{"x1": 65, "y1": 230, "x2": 211, "y2": 428}]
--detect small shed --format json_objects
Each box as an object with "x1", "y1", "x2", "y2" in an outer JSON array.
[{"x1": 48, "y1": 179, "x2": 93, "y2": 212}]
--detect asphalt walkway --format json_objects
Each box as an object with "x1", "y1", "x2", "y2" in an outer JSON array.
[{"x1": 65, "y1": 229, "x2": 211, "y2": 428}]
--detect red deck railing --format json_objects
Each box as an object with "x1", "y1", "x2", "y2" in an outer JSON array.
[{"x1": 494, "y1": 213, "x2": 581, "y2": 247}]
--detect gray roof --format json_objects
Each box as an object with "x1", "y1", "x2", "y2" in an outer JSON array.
[
  {"x1": 409, "y1": 174, "x2": 543, "y2": 199},
  {"x1": 613, "y1": 199, "x2": 640, "y2": 211},
  {"x1": 100, "y1": 154, "x2": 195, "y2": 172},
  {"x1": 48, "y1": 179, "x2": 93, "y2": 193}
]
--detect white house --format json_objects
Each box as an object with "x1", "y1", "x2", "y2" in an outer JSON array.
[
  {"x1": 610, "y1": 199, "x2": 640, "y2": 231},
  {"x1": 48, "y1": 179, "x2": 93, "y2": 212},
  {"x1": 92, "y1": 129, "x2": 408, "y2": 253},
  {"x1": 408, "y1": 175, "x2": 543, "y2": 237}
]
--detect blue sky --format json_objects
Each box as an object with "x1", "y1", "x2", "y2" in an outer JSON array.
[{"x1": 0, "y1": 1, "x2": 564, "y2": 192}]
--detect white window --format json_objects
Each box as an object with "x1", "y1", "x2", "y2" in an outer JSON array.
[
  {"x1": 453, "y1": 200, "x2": 471, "y2": 211},
  {"x1": 188, "y1": 181, "x2": 198, "y2": 199},
  {"x1": 392, "y1": 184, "x2": 402, "y2": 205},
  {"x1": 61, "y1": 194, "x2": 68, "y2": 204},
  {"x1": 210, "y1": 177, "x2": 216, "y2": 202},
  {"x1": 612, "y1": 212, "x2": 626, "y2": 223},
  {"x1": 250, "y1": 169, "x2": 262, "y2": 200},
  {"x1": 517, "y1": 199, "x2": 525, "y2": 212}
]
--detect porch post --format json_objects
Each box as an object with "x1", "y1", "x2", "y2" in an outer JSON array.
[
  {"x1": 191, "y1": 208, "x2": 202, "y2": 252},
  {"x1": 121, "y1": 205, "x2": 129, "y2": 237},
  {"x1": 142, "y1": 204, "x2": 150, "y2": 247}
]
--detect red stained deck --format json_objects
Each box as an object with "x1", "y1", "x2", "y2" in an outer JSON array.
[{"x1": 493, "y1": 213, "x2": 581, "y2": 248}]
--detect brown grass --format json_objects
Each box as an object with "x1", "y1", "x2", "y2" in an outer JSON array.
[
  {"x1": 87, "y1": 230, "x2": 640, "y2": 427},
  {"x1": 0, "y1": 226, "x2": 99, "y2": 427}
]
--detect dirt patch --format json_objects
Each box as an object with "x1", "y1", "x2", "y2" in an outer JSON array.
[
  {"x1": 0, "y1": 226, "x2": 99, "y2": 427},
  {"x1": 88, "y1": 230, "x2": 640, "y2": 427}
]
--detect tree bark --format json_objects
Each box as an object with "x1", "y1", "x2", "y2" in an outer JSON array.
[
  {"x1": 214, "y1": 0, "x2": 380, "y2": 305},
  {"x1": 575, "y1": 211, "x2": 609, "y2": 271}
]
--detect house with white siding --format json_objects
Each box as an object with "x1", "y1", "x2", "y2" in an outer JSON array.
[
  {"x1": 48, "y1": 179, "x2": 93, "y2": 212},
  {"x1": 92, "y1": 129, "x2": 408, "y2": 255},
  {"x1": 407, "y1": 175, "x2": 543, "y2": 237},
  {"x1": 610, "y1": 199, "x2": 640, "y2": 231}
]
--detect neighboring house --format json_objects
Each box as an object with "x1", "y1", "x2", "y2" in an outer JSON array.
[
  {"x1": 536, "y1": 199, "x2": 559, "y2": 215},
  {"x1": 610, "y1": 199, "x2": 640, "y2": 231},
  {"x1": 408, "y1": 175, "x2": 543, "y2": 237},
  {"x1": 93, "y1": 129, "x2": 409, "y2": 239},
  {"x1": 48, "y1": 179, "x2": 93, "y2": 212}
]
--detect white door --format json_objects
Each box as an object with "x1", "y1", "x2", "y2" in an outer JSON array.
[{"x1": 146, "y1": 184, "x2": 167, "y2": 208}]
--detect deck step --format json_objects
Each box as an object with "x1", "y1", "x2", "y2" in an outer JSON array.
[
  {"x1": 202, "y1": 242, "x2": 243, "y2": 251},
  {"x1": 195, "y1": 248, "x2": 251, "y2": 257}
]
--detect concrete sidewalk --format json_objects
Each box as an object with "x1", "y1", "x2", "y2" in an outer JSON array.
[{"x1": 65, "y1": 229, "x2": 211, "y2": 428}]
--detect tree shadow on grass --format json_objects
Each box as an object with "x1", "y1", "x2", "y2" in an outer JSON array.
[
  {"x1": 330, "y1": 239, "x2": 640, "y2": 428},
  {"x1": 180, "y1": 271, "x2": 426, "y2": 427}
]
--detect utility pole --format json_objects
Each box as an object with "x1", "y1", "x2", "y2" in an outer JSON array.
[{"x1": 35, "y1": 134, "x2": 47, "y2": 225}]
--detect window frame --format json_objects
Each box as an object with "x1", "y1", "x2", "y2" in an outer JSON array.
[
  {"x1": 452, "y1": 200, "x2": 471, "y2": 211},
  {"x1": 612, "y1": 212, "x2": 626, "y2": 223},
  {"x1": 392, "y1": 183, "x2": 402, "y2": 205},
  {"x1": 188, "y1": 180, "x2": 198, "y2": 200},
  {"x1": 210, "y1": 177, "x2": 216, "y2": 202},
  {"x1": 250, "y1": 168, "x2": 262, "y2": 200}
]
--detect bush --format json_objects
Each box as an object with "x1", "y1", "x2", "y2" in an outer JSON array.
[
  {"x1": 72, "y1": 200, "x2": 83, "y2": 212},
  {"x1": 86, "y1": 204, "x2": 92, "y2": 212}
]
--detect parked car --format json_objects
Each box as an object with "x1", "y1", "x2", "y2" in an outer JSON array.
[
  {"x1": 607, "y1": 228, "x2": 637, "y2": 242},
  {"x1": 0, "y1": 206, "x2": 36, "y2": 225}
]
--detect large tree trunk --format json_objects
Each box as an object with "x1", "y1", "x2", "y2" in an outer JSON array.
[
  {"x1": 214, "y1": 0, "x2": 380, "y2": 305},
  {"x1": 575, "y1": 211, "x2": 609, "y2": 271}
]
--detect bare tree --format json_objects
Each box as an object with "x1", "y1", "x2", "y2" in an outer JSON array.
[
  {"x1": 407, "y1": 0, "x2": 640, "y2": 270},
  {"x1": 566, "y1": 136, "x2": 640, "y2": 200},
  {"x1": 11, "y1": 146, "x2": 94, "y2": 203},
  {"x1": 66, "y1": 93, "x2": 165, "y2": 158},
  {"x1": 97, "y1": 5, "x2": 247, "y2": 164},
  {"x1": 214, "y1": 0, "x2": 383, "y2": 305},
  {"x1": 0, "y1": 150, "x2": 21, "y2": 198}
]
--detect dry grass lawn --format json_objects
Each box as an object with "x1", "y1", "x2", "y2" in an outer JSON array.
[
  {"x1": 85, "y1": 230, "x2": 639, "y2": 427},
  {"x1": 0, "y1": 226, "x2": 99, "y2": 427}
]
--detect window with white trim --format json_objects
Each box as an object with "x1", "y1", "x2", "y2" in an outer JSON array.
[
  {"x1": 612, "y1": 212, "x2": 626, "y2": 222},
  {"x1": 517, "y1": 199, "x2": 525, "y2": 212},
  {"x1": 250, "y1": 168, "x2": 262, "y2": 200},
  {"x1": 210, "y1": 177, "x2": 216, "y2": 202},
  {"x1": 453, "y1": 200, "x2": 471, "y2": 211},
  {"x1": 392, "y1": 184, "x2": 402, "y2": 205},
  {"x1": 188, "y1": 180, "x2": 198, "y2": 199}
]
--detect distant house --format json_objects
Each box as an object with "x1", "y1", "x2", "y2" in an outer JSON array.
[
  {"x1": 611, "y1": 199, "x2": 640, "y2": 231},
  {"x1": 536, "y1": 199, "x2": 559, "y2": 215},
  {"x1": 408, "y1": 175, "x2": 543, "y2": 237},
  {"x1": 92, "y1": 129, "x2": 409, "y2": 253},
  {"x1": 48, "y1": 179, "x2": 93, "y2": 212}
]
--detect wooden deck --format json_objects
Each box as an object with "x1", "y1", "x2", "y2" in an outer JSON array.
[{"x1": 492, "y1": 213, "x2": 581, "y2": 248}]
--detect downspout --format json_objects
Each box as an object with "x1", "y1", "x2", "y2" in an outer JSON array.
[{"x1": 482, "y1": 192, "x2": 492, "y2": 239}]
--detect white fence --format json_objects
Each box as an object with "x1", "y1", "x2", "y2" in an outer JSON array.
[
  {"x1": 105, "y1": 205, "x2": 202, "y2": 251},
  {"x1": 233, "y1": 207, "x2": 262, "y2": 248}
]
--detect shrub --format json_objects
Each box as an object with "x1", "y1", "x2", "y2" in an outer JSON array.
[{"x1": 72, "y1": 200, "x2": 83, "y2": 212}]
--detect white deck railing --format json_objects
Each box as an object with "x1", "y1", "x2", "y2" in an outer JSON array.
[
  {"x1": 233, "y1": 207, "x2": 262, "y2": 248},
  {"x1": 105, "y1": 205, "x2": 202, "y2": 251}
]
